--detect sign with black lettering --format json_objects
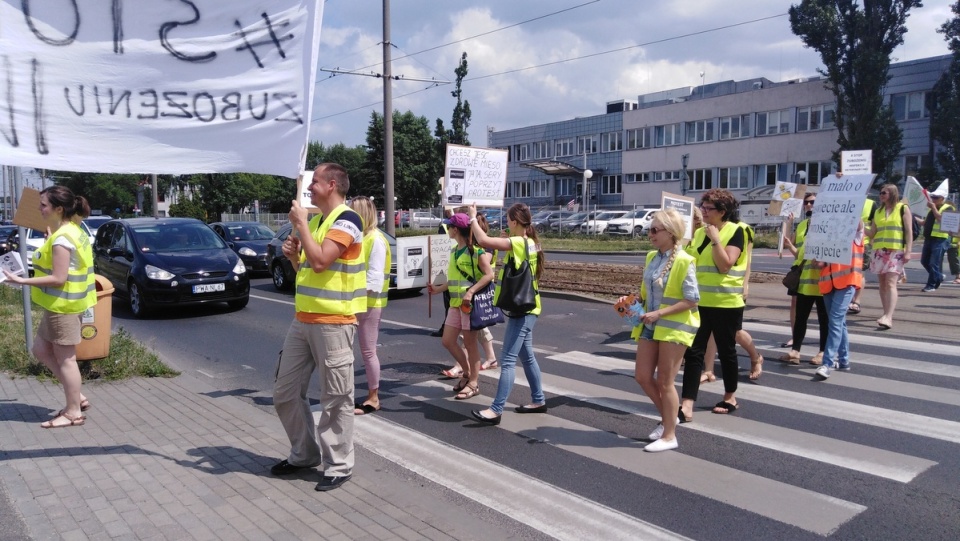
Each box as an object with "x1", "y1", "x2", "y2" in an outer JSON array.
[
  {"x1": 660, "y1": 192, "x2": 694, "y2": 240},
  {"x1": 805, "y1": 174, "x2": 873, "y2": 264},
  {"x1": 0, "y1": 1, "x2": 323, "y2": 178},
  {"x1": 443, "y1": 144, "x2": 508, "y2": 207}
]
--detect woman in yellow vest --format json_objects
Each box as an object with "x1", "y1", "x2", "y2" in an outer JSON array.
[
  {"x1": 628, "y1": 208, "x2": 699, "y2": 452},
  {"x1": 3, "y1": 186, "x2": 96, "y2": 428},
  {"x1": 867, "y1": 184, "x2": 913, "y2": 329},
  {"x1": 427, "y1": 213, "x2": 494, "y2": 400},
  {"x1": 780, "y1": 192, "x2": 827, "y2": 365},
  {"x1": 680, "y1": 189, "x2": 748, "y2": 420},
  {"x1": 349, "y1": 197, "x2": 391, "y2": 415}
]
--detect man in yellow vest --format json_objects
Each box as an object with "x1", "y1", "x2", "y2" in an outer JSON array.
[
  {"x1": 271, "y1": 163, "x2": 367, "y2": 492},
  {"x1": 919, "y1": 183, "x2": 954, "y2": 292}
]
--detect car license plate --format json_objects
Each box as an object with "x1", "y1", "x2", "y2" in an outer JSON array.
[{"x1": 193, "y1": 283, "x2": 225, "y2": 294}]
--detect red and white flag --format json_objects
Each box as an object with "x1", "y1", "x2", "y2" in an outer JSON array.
[{"x1": 566, "y1": 199, "x2": 576, "y2": 210}]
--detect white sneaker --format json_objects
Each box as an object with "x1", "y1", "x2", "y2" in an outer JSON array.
[
  {"x1": 645, "y1": 438, "x2": 678, "y2": 452},
  {"x1": 815, "y1": 364, "x2": 832, "y2": 379},
  {"x1": 648, "y1": 423, "x2": 664, "y2": 441}
]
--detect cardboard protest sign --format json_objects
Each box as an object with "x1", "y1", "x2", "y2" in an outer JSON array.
[
  {"x1": 428, "y1": 235, "x2": 453, "y2": 286},
  {"x1": 395, "y1": 236, "x2": 429, "y2": 290},
  {"x1": 940, "y1": 211, "x2": 960, "y2": 234},
  {"x1": 660, "y1": 192, "x2": 695, "y2": 240},
  {"x1": 804, "y1": 174, "x2": 873, "y2": 264},
  {"x1": 0, "y1": 1, "x2": 324, "y2": 178},
  {"x1": 902, "y1": 177, "x2": 929, "y2": 218},
  {"x1": 841, "y1": 150, "x2": 872, "y2": 174},
  {"x1": 12, "y1": 187, "x2": 47, "y2": 232},
  {"x1": 443, "y1": 144, "x2": 508, "y2": 207}
]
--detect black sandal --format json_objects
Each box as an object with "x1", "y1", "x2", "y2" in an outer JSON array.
[{"x1": 678, "y1": 406, "x2": 692, "y2": 424}]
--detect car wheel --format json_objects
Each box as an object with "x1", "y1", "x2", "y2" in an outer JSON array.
[
  {"x1": 272, "y1": 262, "x2": 291, "y2": 291},
  {"x1": 128, "y1": 281, "x2": 150, "y2": 318},
  {"x1": 228, "y1": 295, "x2": 249, "y2": 310},
  {"x1": 633, "y1": 225, "x2": 644, "y2": 237}
]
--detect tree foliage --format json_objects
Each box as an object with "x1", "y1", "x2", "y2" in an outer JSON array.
[
  {"x1": 304, "y1": 141, "x2": 372, "y2": 201},
  {"x1": 930, "y1": 1, "x2": 960, "y2": 190},
  {"x1": 365, "y1": 110, "x2": 442, "y2": 208},
  {"x1": 789, "y1": 0, "x2": 922, "y2": 180},
  {"x1": 435, "y1": 52, "x2": 473, "y2": 168}
]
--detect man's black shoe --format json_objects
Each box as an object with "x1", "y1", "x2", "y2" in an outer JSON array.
[
  {"x1": 315, "y1": 474, "x2": 352, "y2": 492},
  {"x1": 270, "y1": 459, "x2": 313, "y2": 476}
]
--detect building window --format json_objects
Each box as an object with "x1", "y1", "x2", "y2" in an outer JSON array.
[
  {"x1": 654, "y1": 171, "x2": 682, "y2": 182},
  {"x1": 532, "y1": 179, "x2": 550, "y2": 197},
  {"x1": 718, "y1": 166, "x2": 749, "y2": 189},
  {"x1": 655, "y1": 123, "x2": 683, "y2": 147},
  {"x1": 557, "y1": 177, "x2": 576, "y2": 196},
  {"x1": 601, "y1": 174, "x2": 622, "y2": 195},
  {"x1": 601, "y1": 131, "x2": 623, "y2": 152},
  {"x1": 625, "y1": 173, "x2": 650, "y2": 183},
  {"x1": 900, "y1": 154, "x2": 933, "y2": 177},
  {"x1": 626, "y1": 127, "x2": 652, "y2": 149},
  {"x1": 757, "y1": 164, "x2": 786, "y2": 185},
  {"x1": 577, "y1": 135, "x2": 598, "y2": 154},
  {"x1": 687, "y1": 169, "x2": 713, "y2": 191},
  {"x1": 555, "y1": 138, "x2": 575, "y2": 157},
  {"x1": 891, "y1": 92, "x2": 930, "y2": 121},
  {"x1": 796, "y1": 104, "x2": 836, "y2": 132},
  {"x1": 511, "y1": 144, "x2": 529, "y2": 161},
  {"x1": 756, "y1": 109, "x2": 791, "y2": 136},
  {"x1": 506, "y1": 181, "x2": 531, "y2": 199},
  {"x1": 795, "y1": 161, "x2": 833, "y2": 185},
  {"x1": 685, "y1": 119, "x2": 715, "y2": 143},
  {"x1": 532, "y1": 141, "x2": 551, "y2": 159},
  {"x1": 719, "y1": 114, "x2": 751, "y2": 140}
]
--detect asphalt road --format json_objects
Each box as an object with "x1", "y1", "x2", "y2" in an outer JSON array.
[{"x1": 101, "y1": 274, "x2": 960, "y2": 541}]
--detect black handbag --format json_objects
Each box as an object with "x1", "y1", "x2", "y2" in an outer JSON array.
[
  {"x1": 782, "y1": 261, "x2": 805, "y2": 292},
  {"x1": 460, "y1": 251, "x2": 503, "y2": 331},
  {"x1": 494, "y1": 238, "x2": 538, "y2": 315}
]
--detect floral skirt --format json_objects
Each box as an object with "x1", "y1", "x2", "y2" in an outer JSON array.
[{"x1": 871, "y1": 248, "x2": 905, "y2": 275}]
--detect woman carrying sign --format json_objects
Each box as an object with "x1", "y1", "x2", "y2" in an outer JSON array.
[
  {"x1": 866, "y1": 184, "x2": 913, "y2": 330},
  {"x1": 813, "y1": 220, "x2": 865, "y2": 379}
]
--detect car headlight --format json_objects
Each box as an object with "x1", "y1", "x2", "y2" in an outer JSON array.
[
  {"x1": 238, "y1": 247, "x2": 257, "y2": 257},
  {"x1": 145, "y1": 264, "x2": 175, "y2": 281},
  {"x1": 233, "y1": 259, "x2": 247, "y2": 274}
]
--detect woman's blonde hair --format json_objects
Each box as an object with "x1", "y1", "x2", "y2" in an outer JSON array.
[
  {"x1": 349, "y1": 197, "x2": 377, "y2": 234},
  {"x1": 691, "y1": 206, "x2": 703, "y2": 230},
  {"x1": 650, "y1": 208, "x2": 685, "y2": 286},
  {"x1": 880, "y1": 183, "x2": 901, "y2": 206}
]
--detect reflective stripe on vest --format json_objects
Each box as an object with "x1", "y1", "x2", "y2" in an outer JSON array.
[
  {"x1": 872, "y1": 203, "x2": 905, "y2": 250},
  {"x1": 930, "y1": 203, "x2": 954, "y2": 239},
  {"x1": 31, "y1": 222, "x2": 96, "y2": 314},
  {"x1": 692, "y1": 223, "x2": 746, "y2": 308},
  {"x1": 361, "y1": 230, "x2": 391, "y2": 308},
  {"x1": 294, "y1": 204, "x2": 367, "y2": 316},
  {"x1": 638, "y1": 250, "x2": 700, "y2": 347}
]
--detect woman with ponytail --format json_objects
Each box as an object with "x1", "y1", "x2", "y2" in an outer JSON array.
[
  {"x1": 465, "y1": 203, "x2": 546, "y2": 425},
  {"x1": 3, "y1": 186, "x2": 96, "y2": 428},
  {"x1": 628, "y1": 208, "x2": 699, "y2": 452}
]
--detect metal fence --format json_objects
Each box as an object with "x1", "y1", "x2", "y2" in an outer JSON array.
[{"x1": 219, "y1": 213, "x2": 289, "y2": 229}]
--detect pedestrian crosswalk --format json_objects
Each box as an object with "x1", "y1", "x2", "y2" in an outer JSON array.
[{"x1": 366, "y1": 318, "x2": 959, "y2": 540}]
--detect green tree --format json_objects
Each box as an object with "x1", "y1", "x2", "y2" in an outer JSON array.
[
  {"x1": 303, "y1": 141, "x2": 372, "y2": 201},
  {"x1": 365, "y1": 110, "x2": 441, "y2": 208},
  {"x1": 52, "y1": 172, "x2": 140, "y2": 215},
  {"x1": 168, "y1": 197, "x2": 207, "y2": 221},
  {"x1": 789, "y1": 0, "x2": 922, "y2": 181},
  {"x1": 435, "y1": 52, "x2": 473, "y2": 167},
  {"x1": 930, "y1": 1, "x2": 960, "y2": 190}
]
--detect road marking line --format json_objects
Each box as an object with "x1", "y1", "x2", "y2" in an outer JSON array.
[
  {"x1": 389, "y1": 381, "x2": 866, "y2": 536},
  {"x1": 745, "y1": 322, "x2": 960, "y2": 359}
]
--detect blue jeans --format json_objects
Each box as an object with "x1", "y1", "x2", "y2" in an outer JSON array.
[
  {"x1": 822, "y1": 286, "x2": 855, "y2": 369},
  {"x1": 490, "y1": 314, "x2": 545, "y2": 415},
  {"x1": 921, "y1": 237, "x2": 950, "y2": 288}
]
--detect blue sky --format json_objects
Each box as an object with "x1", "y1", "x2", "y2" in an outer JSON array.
[{"x1": 308, "y1": 0, "x2": 952, "y2": 148}]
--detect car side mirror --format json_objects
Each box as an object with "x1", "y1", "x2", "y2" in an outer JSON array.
[{"x1": 108, "y1": 247, "x2": 131, "y2": 259}]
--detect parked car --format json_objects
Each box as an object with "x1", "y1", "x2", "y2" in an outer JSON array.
[
  {"x1": 409, "y1": 212, "x2": 441, "y2": 229},
  {"x1": 580, "y1": 210, "x2": 628, "y2": 234},
  {"x1": 479, "y1": 208, "x2": 505, "y2": 229},
  {"x1": 531, "y1": 210, "x2": 570, "y2": 232},
  {"x1": 92, "y1": 217, "x2": 249, "y2": 318},
  {"x1": 266, "y1": 223, "x2": 414, "y2": 295},
  {"x1": 208, "y1": 221, "x2": 274, "y2": 275},
  {"x1": 394, "y1": 210, "x2": 409, "y2": 227},
  {"x1": 550, "y1": 211, "x2": 599, "y2": 233},
  {"x1": 82, "y1": 216, "x2": 114, "y2": 238},
  {"x1": 606, "y1": 208, "x2": 659, "y2": 237},
  {"x1": 0, "y1": 225, "x2": 17, "y2": 254}
]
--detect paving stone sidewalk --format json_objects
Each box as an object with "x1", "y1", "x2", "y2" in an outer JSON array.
[{"x1": 0, "y1": 374, "x2": 490, "y2": 541}]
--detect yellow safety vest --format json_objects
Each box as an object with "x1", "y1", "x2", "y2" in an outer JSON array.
[
  {"x1": 494, "y1": 237, "x2": 541, "y2": 316},
  {"x1": 361, "y1": 229, "x2": 391, "y2": 309},
  {"x1": 32, "y1": 222, "x2": 96, "y2": 314},
  {"x1": 294, "y1": 204, "x2": 367, "y2": 316},
  {"x1": 692, "y1": 222, "x2": 747, "y2": 308},
  {"x1": 861, "y1": 199, "x2": 875, "y2": 246},
  {"x1": 872, "y1": 202, "x2": 906, "y2": 250},
  {"x1": 791, "y1": 219, "x2": 821, "y2": 296},
  {"x1": 447, "y1": 246, "x2": 486, "y2": 308},
  {"x1": 929, "y1": 203, "x2": 954, "y2": 239},
  {"x1": 637, "y1": 250, "x2": 700, "y2": 346}
]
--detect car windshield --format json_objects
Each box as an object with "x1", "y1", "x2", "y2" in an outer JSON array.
[
  {"x1": 532, "y1": 211, "x2": 552, "y2": 220},
  {"x1": 133, "y1": 223, "x2": 227, "y2": 252},
  {"x1": 596, "y1": 212, "x2": 623, "y2": 220},
  {"x1": 624, "y1": 209, "x2": 646, "y2": 218},
  {"x1": 83, "y1": 217, "x2": 112, "y2": 230},
  {"x1": 225, "y1": 224, "x2": 274, "y2": 241},
  {"x1": 566, "y1": 212, "x2": 588, "y2": 221}
]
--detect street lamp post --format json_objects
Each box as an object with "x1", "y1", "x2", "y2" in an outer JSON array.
[
  {"x1": 794, "y1": 170, "x2": 807, "y2": 184},
  {"x1": 681, "y1": 154, "x2": 690, "y2": 196}
]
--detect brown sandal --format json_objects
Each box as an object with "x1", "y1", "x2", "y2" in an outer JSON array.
[
  {"x1": 41, "y1": 412, "x2": 85, "y2": 429},
  {"x1": 453, "y1": 377, "x2": 469, "y2": 393},
  {"x1": 56, "y1": 399, "x2": 91, "y2": 417},
  {"x1": 779, "y1": 351, "x2": 801, "y2": 365},
  {"x1": 454, "y1": 383, "x2": 479, "y2": 400}
]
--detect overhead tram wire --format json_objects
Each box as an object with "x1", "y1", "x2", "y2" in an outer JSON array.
[{"x1": 311, "y1": 11, "x2": 788, "y2": 123}]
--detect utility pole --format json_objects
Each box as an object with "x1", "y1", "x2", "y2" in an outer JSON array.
[
  {"x1": 383, "y1": 0, "x2": 395, "y2": 237},
  {"x1": 12, "y1": 167, "x2": 33, "y2": 352},
  {"x1": 151, "y1": 174, "x2": 159, "y2": 218}
]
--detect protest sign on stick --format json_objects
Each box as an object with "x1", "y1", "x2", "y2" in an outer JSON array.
[
  {"x1": 660, "y1": 192, "x2": 695, "y2": 240},
  {"x1": 427, "y1": 235, "x2": 452, "y2": 317},
  {"x1": 804, "y1": 174, "x2": 873, "y2": 264},
  {"x1": 443, "y1": 144, "x2": 508, "y2": 207}
]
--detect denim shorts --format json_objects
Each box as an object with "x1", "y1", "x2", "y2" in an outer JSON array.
[{"x1": 638, "y1": 325, "x2": 655, "y2": 341}]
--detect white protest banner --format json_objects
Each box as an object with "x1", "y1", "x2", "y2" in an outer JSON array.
[
  {"x1": 940, "y1": 211, "x2": 960, "y2": 234},
  {"x1": 772, "y1": 181, "x2": 798, "y2": 202},
  {"x1": 396, "y1": 236, "x2": 429, "y2": 289},
  {"x1": 660, "y1": 192, "x2": 695, "y2": 240},
  {"x1": 805, "y1": 174, "x2": 873, "y2": 264},
  {"x1": 841, "y1": 150, "x2": 872, "y2": 174},
  {"x1": 0, "y1": 1, "x2": 323, "y2": 178},
  {"x1": 443, "y1": 144, "x2": 508, "y2": 207},
  {"x1": 296, "y1": 170, "x2": 320, "y2": 213},
  {"x1": 902, "y1": 177, "x2": 929, "y2": 217},
  {"x1": 428, "y1": 235, "x2": 452, "y2": 285}
]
